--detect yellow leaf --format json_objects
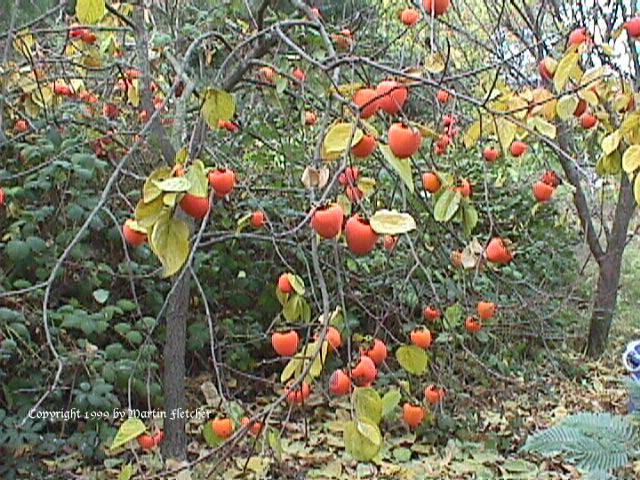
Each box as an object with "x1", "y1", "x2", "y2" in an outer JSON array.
[
  {"x1": 13, "y1": 30, "x2": 35, "y2": 58},
  {"x1": 556, "y1": 96, "x2": 579, "y2": 120},
  {"x1": 424, "y1": 52, "x2": 445, "y2": 73},
  {"x1": 635, "y1": 175, "x2": 640, "y2": 205},
  {"x1": 135, "y1": 196, "x2": 165, "y2": 229},
  {"x1": 528, "y1": 116, "x2": 556, "y2": 139},
  {"x1": 554, "y1": 52, "x2": 579, "y2": 92},
  {"x1": 580, "y1": 66, "x2": 608, "y2": 88},
  {"x1": 127, "y1": 79, "x2": 140, "y2": 107},
  {"x1": 369, "y1": 210, "x2": 416, "y2": 235},
  {"x1": 329, "y1": 82, "x2": 364, "y2": 96},
  {"x1": 151, "y1": 215, "x2": 190, "y2": 277},
  {"x1": 110, "y1": 418, "x2": 145, "y2": 450},
  {"x1": 201, "y1": 88, "x2": 235, "y2": 129},
  {"x1": 622, "y1": 145, "x2": 640, "y2": 174},
  {"x1": 143, "y1": 167, "x2": 172, "y2": 203},
  {"x1": 495, "y1": 117, "x2": 517, "y2": 149},
  {"x1": 463, "y1": 120, "x2": 481, "y2": 149},
  {"x1": 76, "y1": 0, "x2": 106, "y2": 24},
  {"x1": 323, "y1": 123, "x2": 364, "y2": 155},
  {"x1": 602, "y1": 130, "x2": 621, "y2": 156}
]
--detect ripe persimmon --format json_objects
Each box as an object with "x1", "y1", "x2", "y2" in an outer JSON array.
[
  {"x1": 339, "y1": 167, "x2": 359, "y2": 186},
  {"x1": 292, "y1": 68, "x2": 306, "y2": 83},
  {"x1": 436, "y1": 89, "x2": 451, "y2": 103},
  {"x1": 329, "y1": 369, "x2": 352, "y2": 395},
  {"x1": 486, "y1": 237, "x2": 513, "y2": 264},
  {"x1": 465, "y1": 316, "x2": 482, "y2": 333},
  {"x1": 364, "y1": 339, "x2": 388, "y2": 366},
  {"x1": 259, "y1": 66, "x2": 275, "y2": 82},
  {"x1": 510, "y1": 141, "x2": 528, "y2": 157},
  {"x1": 272, "y1": 330, "x2": 299, "y2": 357},
  {"x1": 410, "y1": 329, "x2": 432, "y2": 349},
  {"x1": 388, "y1": 123, "x2": 422, "y2": 158},
  {"x1": 539, "y1": 57, "x2": 556, "y2": 81},
  {"x1": 533, "y1": 181, "x2": 555, "y2": 202},
  {"x1": 477, "y1": 301, "x2": 496, "y2": 321},
  {"x1": 208, "y1": 168, "x2": 236, "y2": 197},
  {"x1": 326, "y1": 326, "x2": 342, "y2": 350},
  {"x1": 403, "y1": 403, "x2": 425, "y2": 429},
  {"x1": 345, "y1": 215, "x2": 378, "y2": 255},
  {"x1": 425, "y1": 385, "x2": 446, "y2": 405},
  {"x1": 212, "y1": 418, "x2": 233, "y2": 438},
  {"x1": 286, "y1": 382, "x2": 311, "y2": 404},
  {"x1": 384, "y1": 235, "x2": 398, "y2": 251},
  {"x1": 483, "y1": 146, "x2": 500, "y2": 162},
  {"x1": 456, "y1": 178, "x2": 472, "y2": 198},
  {"x1": 573, "y1": 99, "x2": 587, "y2": 117},
  {"x1": 580, "y1": 113, "x2": 597, "y2": 129},
  {"x1": 568, "y1": 27, "x2": 589, "y2": 46},
  {"x1": 401, "y1": 8, "x2": 421, "y2": 26},
  {"x1": 137, "y1": 434, "x2": 156, "y2": 450},
  {"x1": 14, "y1": 119, "x2": 28, "y2": 132},
  {"x1": 351, "y1": 355, "x2": 377, "y2": 386},
  {"x1": 422, "y1": 172, "x2": 441, "y2": 193},
  {"x1": 123, "y1": 219, "x2": 147, "y2": 246},
  {"x1": 241, "y1": 417, "x2": 263, "y2": 436},
  {"x1": 153, "y1": 430, "x2": 164, "y2": 445},
  {"x1": 251, "y1": 211, "x2": 266, "y2": 228},
  {"x1": 180, "y1": 193, "x2": 210, "y2": 219},
  {"x1": 311, "y1": 203, "x2": 344, "y2": 239},
  {"x1": 352, "y1": 134, "x2": 377, "y2": 158},
  {"x1": 353, "y1": 88, "x2": 380, "y2": 119},
  {"x1": 305, "y1": 111, "x2": 317, "y2": 125},
  {"x1": 277, "y1": 273, "x2": 294, "y2": 293},
  {"x1": 424, "y1": 306, "x2": 441, "y2": 321},
  {"x1": 625, "y1": 18, "x2": 640, "y2": 38},
  {"x1": 423, "y1": 0, "x2": 451, "y2": 17},
  {"x1": 375, "y1": 80, "x2": 408, "y2": 115}
]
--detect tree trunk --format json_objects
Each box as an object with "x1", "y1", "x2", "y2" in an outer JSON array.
[
  {"x1": 586, "y1": 174, "x2": 636, "y2": 358},
  {"x1": 586, "y1": 252, "x2": 624, "y2": 358},
  {"x1": 161, "y1": 275, "x2": 190, "y2": 459}
]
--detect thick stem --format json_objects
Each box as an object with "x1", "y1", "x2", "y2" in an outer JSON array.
[
  {"x1": 161, "y1": 274, "x2": 189, "y2": 459},
  {"x1": 586, "y1": 174, "x2": 636, "y2": 358}
]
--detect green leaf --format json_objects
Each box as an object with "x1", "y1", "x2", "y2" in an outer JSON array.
[
  {"x1": 202, "y1": 420, "x2": 222, "y2": 447},
  {"x1": 5, "y1": 240, "x2": 31, "y2": 262},
  {"x1": 622, "y1": 145, "x2": 640, "y2": 174},
  {"x1": 343, "y1": 419, "x2": 382, "y2": 461},
  {"x1": 601, "y1": 130, "x2": 620, "y2": 156},
  {"x1": 323, "y1": 123, "x2": 364, "y2": 154},
  {"x1": 280, "y1": 357, "x2": 302, "y2": 383},
  {"x1": 76, "y1": 0, "x2": 105, "y2": 24},
  {"x1": 462, "y1": 204, "x2": 478, "y2": 235},
  {"x1": 309, "y1": 340, "x2": 328, "y2": 378},
  {"x1": 395, "y1": 345, "x2": 428, "y2": 375},
  {"x1": 92, "y1": 289, "x2": 110, "y2": 304},
  {"x1": 201, "y1": 88, "x2": 235, "y2": 129},
  {"x1": 186, "y1": 160, "x2": 209, "y2": 197},
  {"x1": 354, "y1": 387, "x2": 383, "y2": 425},
  {"x1": 135, "y1": 196, "x2": 165, "y2": 229},
  {"x1": 282, "y1": 294, "x2": 301, "y2": 322},
  {"x1": 289, "y1": 274, "x2": 305, "y2": 295},
  {"x1": 118, "y1": 464, "x2": 136, "y2": 480},
  {"x1": 393, "y1": 447, "x2": 412, "y2": 462},
  {"x1": 369, "y1": 210, "x2": 416, "y2": 235},
  {"x1": 150, "y1": 215, "x2": 190, "y2": 277},
  {"x1": 143, "y1": 167, "x2": 172, "y2": 203},
  {"x1": 153, "y1": 176, "x2": 191, "y2": 193},
  {"x1": 110, "y1": 418, "x2": 146, "y2": 450},
  {"x1": 380, "y1": 145, "x2": 414, "y2": 193},
  {"x1": 434, "y1": 189, "x2": 461, "y2": 222},
  {"x1": 381, "y1": 389, "x2": 401, "y2": 418}
]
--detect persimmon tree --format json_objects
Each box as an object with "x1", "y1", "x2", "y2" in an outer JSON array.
[{"x1": 0, "y1": 0, "x2": 638, "y2": 477}]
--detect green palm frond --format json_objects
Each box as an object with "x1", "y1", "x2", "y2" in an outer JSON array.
[{"x1": 522, "y1": 412, "x2": 637, "y2": 473}]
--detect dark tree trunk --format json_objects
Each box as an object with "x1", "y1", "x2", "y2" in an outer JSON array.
[
  {"x1": 161, "y1": 275, "x2": 190, "y2": 459},
  {"x1": 586, "y1": 174, "x2": 636, "y2": 358}
]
